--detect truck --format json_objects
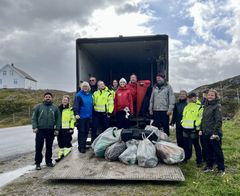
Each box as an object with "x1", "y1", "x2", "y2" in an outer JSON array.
[
  {"x1": 75, "y1": 34, "x2": 169, "y2": 91},
  {"x1": 44, "y1": 35, "x2": 185, "y2": 182}
]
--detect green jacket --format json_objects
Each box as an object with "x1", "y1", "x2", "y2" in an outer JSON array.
[
  {"x1": 200, "y1": 99, "x2": 222, "y2": 135},
  {"x1": 32, "y1": 102, "x2": 61, "y2": 130}
]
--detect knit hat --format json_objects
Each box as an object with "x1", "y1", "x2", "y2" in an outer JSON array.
[
  {"x1": 188, "y1": 92, "x2": 197, "y2": 98},
  {"x1": 119, "y1": 78, "x2": 127, "y2": 84}
]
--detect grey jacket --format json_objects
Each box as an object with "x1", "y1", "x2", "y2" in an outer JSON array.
[{"x1": 149, "y1": 83, "x2": 175, "y2": 113}]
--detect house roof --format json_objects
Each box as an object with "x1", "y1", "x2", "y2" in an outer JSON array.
[{"x1": 0, "y1": 64, "x2": 37, "y2": 82}]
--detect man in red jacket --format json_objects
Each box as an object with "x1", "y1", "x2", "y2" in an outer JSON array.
[
  {"x1": 114, "y1": 78, "x2": 133, "y2": 129},
  {"x1": 126, "y1": 73, "x2": 138, "y2": 114}
]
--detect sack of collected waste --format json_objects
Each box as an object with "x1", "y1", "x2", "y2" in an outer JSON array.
[
  {"x1": 104, "y1": 141, "x2": 127, "y2": 161},
  {"x1": 137, "y1": 133, "x2": 158, "y2": 168},
  {"x1": 91, "y1": 127, "x2": 122, "y2": 157},
  {"x1": 119, "y1": 139, "x2": 139, "y2": 165},
  {"x1": 121, "y1": 129, "x2": 158, "y2": 142},
  {"x1": 155, "y1": 141, "x2": 185, "y2": 164},
  {"x1": 145, "y1": 125, "x2": 170, "y2": 142}
]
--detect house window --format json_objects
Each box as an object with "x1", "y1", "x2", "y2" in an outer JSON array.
[
  {"x1": 3, "y1": 71, "x2": 7, "y2": 76},
  {"x1": 10, "y1": 70, "x2": 14, "y2": 76},
  {"x1": 14, "y1": 79, "x2": 18, "y2": 85}
]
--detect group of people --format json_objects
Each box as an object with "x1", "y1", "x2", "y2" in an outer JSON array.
[
  {"x1": 171, "y1": 89, "x2": 225, "y2": 176},
  {"x1": 31, "y1": 73, "x2": 225, "y2": 176}
]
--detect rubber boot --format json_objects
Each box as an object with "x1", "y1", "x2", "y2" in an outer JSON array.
[
  {"x1": 55, "y1": 148, "x2": 64, "y2": 162},
  {"x1": 63, "y1": 147, "x2": 72, "y2": 157}
]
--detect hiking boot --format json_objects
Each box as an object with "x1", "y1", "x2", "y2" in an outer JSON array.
[
  {"x1": 79, "y1": 148, "x2": 86, "y2": 153},
  {"x1": 46, "y1": 163, "x2": 55, "y2": 167},
  {"x1": 36, "y1": 164, "x2": 41, "y2": 170},
  {"x1": 55, "y1": 156, "x2": 64, "y2": 163},
  {"x1": 203, "y1": 166, "x2": 214, "y2": 173},
  {"x1": 218, "y1": 170, "x2": 225, "y2": 177}
]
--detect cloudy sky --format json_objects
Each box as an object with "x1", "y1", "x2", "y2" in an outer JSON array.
[{"x1": 0, "y1": 0, "x2": 239, "y2": 92}]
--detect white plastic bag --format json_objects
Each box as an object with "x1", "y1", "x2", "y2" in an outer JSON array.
[
  {"x1": 137, "y1": 133, "x2": 158, "y2": 168},
  {"x1": 91, "y1": 127, "x2": 122, "y2": 157},
  {"x1": 119, "y1": 139, "x2": 139, "y2": 165},
  {"x1": 145, "y1": 125, "x2": 170, "y2": 142},
  {"x1": 155, "y1": 141, "x2": 185, "y2": 164},
  {"x1": 104, "y1": 141, "x2": 127, "y2": 161}
]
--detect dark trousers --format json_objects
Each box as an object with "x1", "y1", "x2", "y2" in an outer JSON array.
[
  {"x1": 200, "y1": 135, "x2": 206, "y2": 161},
  {"x1": 153, "y1": 111, "x2": 170, "y2": 136},
  {"x1": 203, "y1": 134, "x2": 225, "y2": 170},
  {"x1": 77, "y1": 118, "x2": 90, "y2": 149},
  {"x1": 116, "y1": 111, "x2": 130, "y2": 129},
  {"x1": 92, "y1": 112, "x2": 109, "y2": 142},
  {"x1": 183, "y1": 128, "x2": 202, "y2": 164},
  {"x1": 57, "y1": 129, "x2": 72, "y2": 148},
  {"x1": 35, "y1": 129, "x2": 54, "y2": 165},
  {"x1": 176, "y1": 123, "x2": 184, "y2": 148}
]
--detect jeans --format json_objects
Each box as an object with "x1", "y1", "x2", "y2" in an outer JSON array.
[
  {"x1": 57, "y1": 129, "x2": 72, "y2": 148},
  {"x1": 183, "y1": 128, "x2": 202, "y2": 164},
  {"x1": 35, "y1": 129, "x2": 55, "y2": 164},
  {"x1": 203, "y1": 133, "x2": 225, "y2": 170},
  {"x1": 92, "y1": 112, "x2": 109, "y2": 142},
  {"x1": 116, "y1": 111, "x2": 130, "y2": 129},
  {"x1": 77, "y1": 118, "x2": 90, "y2": 149},
  {"x1": 153, "y1": 111, "x2": 170, "y2": 136}
]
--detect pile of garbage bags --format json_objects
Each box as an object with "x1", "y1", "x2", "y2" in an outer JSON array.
[{"x1": 91, "y1": 125, "x2": 185, "y2": 168}]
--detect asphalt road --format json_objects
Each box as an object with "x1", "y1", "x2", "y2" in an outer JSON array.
[
  {"x1": 0, "y1": 125, "x2": 35, "y2": 160},
  {"x1": 0, "y1": 125, "x2": 79, "y2": 161}
]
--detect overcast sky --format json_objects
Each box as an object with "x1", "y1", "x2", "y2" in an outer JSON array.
[{"x1": 0, "y1": 0, "x2": 239, "y2": 92}]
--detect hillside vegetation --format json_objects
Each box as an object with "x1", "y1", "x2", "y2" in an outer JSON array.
[
  {"x1": 0, "y1": 88, "x2": 75, "y2": 128},
  {"x1": 193, "y1": 74, "x2": 240, "y2": 117}
]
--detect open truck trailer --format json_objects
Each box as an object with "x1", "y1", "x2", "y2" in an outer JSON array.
[{"x1": 44, "y1": 35, "x2": 185, "y2": 182}]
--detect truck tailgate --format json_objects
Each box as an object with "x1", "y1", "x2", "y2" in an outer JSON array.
[{"x1": 44, "y1": 147, "x2": 185, "y2": 182}]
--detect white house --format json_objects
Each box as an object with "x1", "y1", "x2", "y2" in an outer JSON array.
[{"x1": 0, "y1": 64, "x2": 37, "y2": 89}]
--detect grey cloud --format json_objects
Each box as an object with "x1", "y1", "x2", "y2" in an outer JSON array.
[{"x1": 115, "y1": 3, "x2": 139, "y2": 15}]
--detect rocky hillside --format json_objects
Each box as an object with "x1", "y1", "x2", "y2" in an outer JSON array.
[{"x1": 192, "y1": 74, "x2": 240, "y2": 117}]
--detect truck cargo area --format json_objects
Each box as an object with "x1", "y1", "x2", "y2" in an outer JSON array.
[
  {"x1": 76, "y1": 35, "x2": 168, "y2": 90},
  {"x1": 44, "y1": 147, "x2": 185, "y2": 182}
]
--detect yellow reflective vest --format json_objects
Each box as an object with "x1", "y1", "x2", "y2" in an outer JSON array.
[
  {"x1": 93, "y1": 87, "x2": 114, "y2": 113},
  {"x1": 61, "y1": 107, "x2": 75, "y2": 129},
  {"x1": 181, "y1": 102, "x2": 203, "y2": 130}
]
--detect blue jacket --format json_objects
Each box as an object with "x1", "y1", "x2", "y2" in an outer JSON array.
[{"x1": 73, "y1": 90, "x2": 93, "y2": 119}]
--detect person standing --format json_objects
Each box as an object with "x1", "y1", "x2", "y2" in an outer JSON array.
[
  {"x1": 126, "y1": 73, "x2": 138, "y2": 114},
  {"x1": 92, "y1": 81, "x2": 114, "y2": 141},
  {"x1": 74, "y1": 82, "x2": 93, "y2": 153},
  {"x1": 171, "y1": 90, "x2": 188, "y2": 148},
  {"x1": 114, "y1": 78, "x2": 133, "y2": 129},
  {"x1": 181, "y1": 92, "x2": 203, "y2": 167},
  {"x1": 89, "y1": 76, "x2": 98, "y2": 94},
  {"x1": 200, "y1": 89, "x2": 225, "y2": 176},
  {"x1": 55, "y1": 95, "x2": 75, "y2": 162},
  {"x1": 32, "y1": 92, "x2": 60, "y2": 170},
  {"x1": 149, "y1": 73, "x2": 175, "y2": 136}
]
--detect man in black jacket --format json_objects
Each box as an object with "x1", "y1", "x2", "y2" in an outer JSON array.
[
  {"x1": 171, "y1": 90, "x2": 187, "y2": 148},
  {"x1": 32, "y1": 92, "x2": 61, "y2": 170}
]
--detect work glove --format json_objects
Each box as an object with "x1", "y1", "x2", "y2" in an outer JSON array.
[
  {"x1": 33, "y1": 128, "x2": 38, "y2": 133},
  {"x1": 198, "y1": 131, "x2": 203, "y2": 136},
  {"x1": 75, "y1": 115, "x2": 80, "y2": 120},
  {"x1": 69, "y1": 129, "x2": 74, "y2": 134},
  {"x1": 210, "y1": 134, "x2": 220, "y2": 141},
  {"x1": 54, "y1": 130, "x2": 59, "y2": 136},
  {"x1": 107, "y1": 113, "x2": 111, "y2": 118}
]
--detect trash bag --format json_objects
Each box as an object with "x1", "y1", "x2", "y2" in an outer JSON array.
[
  {"x1": 91, "y1": 127, "x2": 122, "y2": 157},
  {"x1": 155, "y1": 141, "x2": 185, "y2": 164},
  {"x1": 145, "y1": 125, "x2": 170, "y2": 142},
  {"x1": 104, "y1": 141, "x2": 127, "y2": 161},
  {"x1": 137, "y1": 133, "x2": 158, "y2": 168},
  {"x1": 119, "y1": 139, "x2": 139, "y2": 165}
]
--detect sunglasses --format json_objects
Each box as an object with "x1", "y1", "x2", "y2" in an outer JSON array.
[{"x1": 89, "y1": 80, "x2": 95, "y2": 82}]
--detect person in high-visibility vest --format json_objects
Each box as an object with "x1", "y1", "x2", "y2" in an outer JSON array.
[
  {"x1": 92, "y1": 81, "x2": 114, "y2": 142},
  {"x1": 56, "y1": 95, "x2": 75, "y2": 162},
  {"x1": 181, "y1": 92, "x2": 203, "y2": 167}
]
